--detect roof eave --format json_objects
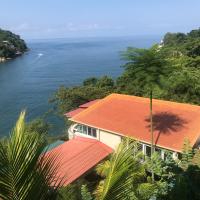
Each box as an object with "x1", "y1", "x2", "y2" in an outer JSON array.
[{"x1": 69, "y1": 118, "x2": 183, "y2": 153}]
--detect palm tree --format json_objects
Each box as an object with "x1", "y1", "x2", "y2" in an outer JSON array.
[
  {"x1": 0, "y1": 111, "x2": 62, "y2": 200},
  {"x1": 122, "y1": 47, "x2": 169, "y2": 181},
  {"x1": 79, "y1": 140, "x2": 168, "y2": 200},
  {"x1": 94, "y1": 140, "x2": 145, "y2": 200}
]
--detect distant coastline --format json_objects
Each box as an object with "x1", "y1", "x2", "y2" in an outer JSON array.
[{"x1": 0, "y1": 28, "x2": 28, "y2": 63}]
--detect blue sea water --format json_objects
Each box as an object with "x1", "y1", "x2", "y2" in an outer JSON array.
[{"x1": 0, "y1": 36, "x2": 161, "y2": 136}]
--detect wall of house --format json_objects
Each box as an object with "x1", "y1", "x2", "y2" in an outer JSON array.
[
  {"x1": 69, "y1": 124, "x2": 179, "y2": 160},
  {"x1": 99, "y1": 130, "x2": 122, "y2": 149}
]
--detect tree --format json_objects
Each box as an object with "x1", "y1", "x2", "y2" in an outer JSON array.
[
  {"x1": 0, "y1": 28, "x2": 27, "y2": 58},
  {"x1": 0, "y1": 111, "x2": 62, "y2": 200},
  {"x1": 83, "y1": 77, "x2": 98, "y2": 86},
  {"x1": 168, "y1": 142, "x2": 200, "y2": 200},
  {"x1": 81, "y1": 185, "x2": 93, "y2": 200},
  {"x1": 96, "y1": 76, "x2": 114, "y2": 88},
  {"x1": 181, "y1": 139, "x2": 193, "y2": 170},
  {"x1": 122, "y1": 47, "x2": 169, "y2": 181},
  {"x1": 26, "y1": 117, "x2": 51, "y2": 135},
  {"x1": 94, "y1": 140, "x2": 145, "y2": 200},
  {"x1": 84, "y1": 140, "x2": 170, "y2": 200},
  {"x1": 50, "y1": 79, "x2": 114, "y2": 115}
]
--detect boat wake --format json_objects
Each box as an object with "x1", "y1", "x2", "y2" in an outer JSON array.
[{"x1": 37, "y1": 53, "x2": 43, "y2": 58}]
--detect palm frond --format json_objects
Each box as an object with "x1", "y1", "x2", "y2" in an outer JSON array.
[
  {"x1": 94, "y1": 139, "x2": 145, "y2": 200},
  {"x1": 0, "y1": 111, "x2": 63, "y2": 200}
]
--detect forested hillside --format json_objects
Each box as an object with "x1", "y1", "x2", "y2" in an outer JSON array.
[
  {"x1": 0, "y1": 28, "x2": 27, "y2": 61},
  {"x1": 51, "y1": 28, "x2": 200, "y2": 115}
]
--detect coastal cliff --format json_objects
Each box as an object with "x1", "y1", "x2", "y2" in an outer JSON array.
[{"x1": 0, "y1": 28, "x2": 28, "y2": 62}]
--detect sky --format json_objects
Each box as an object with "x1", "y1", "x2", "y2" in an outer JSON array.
[{"x1": 0, "y1": 0, "x2": 200, "y2": 39}]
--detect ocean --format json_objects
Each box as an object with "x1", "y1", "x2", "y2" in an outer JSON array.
[{"x1": 0, "y1": 36, "x2": 161, "y2": 136}]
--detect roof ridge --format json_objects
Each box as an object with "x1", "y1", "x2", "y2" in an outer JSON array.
[
  {"x1": 72, "y1": 93, "x2": 200, "y2": 120},
  {"x1": 109, "y1": 93, "x2": 200, "y2": 109}
]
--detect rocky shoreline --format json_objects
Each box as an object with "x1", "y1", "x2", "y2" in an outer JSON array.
[{"x1": 0, "y1": 51, "x2": 26, "y2": 63}]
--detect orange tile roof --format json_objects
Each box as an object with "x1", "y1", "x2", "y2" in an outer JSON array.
[
  {"x1": 65, "y1": 108, "x2": 85, "y2": 118},
  {"x1": 46, "y1": 136, "x2": 112, "y2": 186},
  {"x1": 64, "y1": 99, "x2": 100, "y2": 118},
  {"x1": 70, "y1": 94, "x2": 200, "y2": 152},
  {"x1": 79, "y1": 99, "x2": 100, "y2": 108}
]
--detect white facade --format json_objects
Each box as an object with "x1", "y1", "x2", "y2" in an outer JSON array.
[
  {"x1": 68, "y1": 123, "x2": 178, "y2": 159},
  {"x1": 99, "y1": 129, "x2": 121, "y2": 149}
]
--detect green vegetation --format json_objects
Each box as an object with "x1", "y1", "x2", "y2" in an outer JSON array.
[
  {"x1": 0, "y1": 112, "x2": 62, "y2": 199},
  {"x1": 25, "y1": 117, "x2": 68, "y2": 144},
  {"x1": 0, "y1": 28, "x2": 27, "y2": 60},
  {"x1": 121, "y1": 47, "x2": 170, "y2": 181},
  {"x1": 52, "y1": 28, "x2": 200, "y2": 118},
  {"x1": 49, "y1": 28, "x2": 200, "y2": 199},
  {"x1": 59, "y1": 139, "x2": 200, "y2": 200},
  {"x1": 50, "y1": 75, "x2": 115, "y2": 116},
  {"x1": 1, "y1": 113, "x2": 200, "y2": 199},
  {"x1": 26, "y1": 117, "x2": 51, "y2": 135},
  {"x1": 1, "y1": 28, "x2": 200, "y2": 199}
]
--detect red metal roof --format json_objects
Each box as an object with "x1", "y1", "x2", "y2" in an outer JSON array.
[
  {"x1": 71, "y1": 94, "x2": 200, "y2": 152},
  {"x1": 46, "y1": 136, "x2": 112, "y2": 186},
  {"x1": 64, "y1": 99, "x2": 100, "y2": 118}
]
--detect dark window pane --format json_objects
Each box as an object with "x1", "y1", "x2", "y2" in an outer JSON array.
[
  {"x1": 92, "y1": 128, "x2": 97, "y2": 137},
  {"x1": 146, "y1": 146, "x2": 151, "y2": 157},
  {"x1": 83, "y1": 126, "x2": 87, "y2": 134},
  {"x1": 88, "y1": 127, "x2": 92, "y2": 136},
  {"x1": 155, "y1": 148, "x2": 162, "y2": 156}
]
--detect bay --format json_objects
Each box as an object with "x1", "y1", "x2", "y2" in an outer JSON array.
[{"x1": 0, "y1": 36, "x2": 161, "y2": 136}]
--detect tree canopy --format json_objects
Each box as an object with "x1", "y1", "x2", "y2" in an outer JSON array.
[{"x1": 0, "y1": 28, "x2": 27, "y2": 59}]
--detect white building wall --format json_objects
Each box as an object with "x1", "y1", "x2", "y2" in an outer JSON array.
[
  {"x1": 99, "y1": 130, "x2": 122, "y2": 149},
  {"x1": 68, "y1": 124, "x2": 179, "y2": 159}
]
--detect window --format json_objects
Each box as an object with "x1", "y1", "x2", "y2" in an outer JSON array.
[
  {"x1": 82, "y1": 125, "x2": 87, "y2": 134},
  {"x1": 88, "y1": 127, "x2": 92, "y2": 136},
  {"x1": 155, "y1": 147, "x2": 161, "y2": 154},
  {"x1": 146, "y1": 145, "x2": 151, "y2": 157},
  {"x1": 92, "y1": 128, "x2": 97, "y2": 137},
  {"x1": 74, "y1": 124, "x2": 97, "y2": 138},
  {"x1": 75, "y1": 124, "x2": 82, "y2": 132},
  {"x1": 88, "y1": 126, "x2": 97, "y2": 137}
]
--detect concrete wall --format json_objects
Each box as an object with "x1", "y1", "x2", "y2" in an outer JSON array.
[{"x1": 99, "y1": 130, "x2": 122, "y2": 149}]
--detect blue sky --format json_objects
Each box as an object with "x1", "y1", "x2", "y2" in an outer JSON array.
[{"x1": 0, "y1": 0, "x2": 200, "y2": 39}]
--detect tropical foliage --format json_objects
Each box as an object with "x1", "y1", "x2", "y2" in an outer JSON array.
[
  {"x1": 2, "y1": 28, "x2": 200, "y2": 199},
  {"x1": 0, "y1": 112, "x2": 62, "y2": 200},
  {"x1": 0, "y1": 28, "x2": 27, "y2": 59},
  {"x1": 26, "y1": 117, "x2": 51, "y2": 135},
  {"x1": 49, "y1": 28, "x2": 200, "y2": 200},
  {"x1": 52, "y1": 28, "x2": 200, "y2": 119},
  {"x1": 78, "y1": 140, "x2": 174, "y2": 200},
  {"x1": 50, "y1": 76, "x2": 115, "y2": 116}
]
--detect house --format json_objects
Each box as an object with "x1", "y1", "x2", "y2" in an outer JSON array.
[
  {"x1": 47, "y1": 93, "x2": 200, "y2": 186},
  {"x1": 66, "y1": 93, "x2": 200, "y2": 159}
]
